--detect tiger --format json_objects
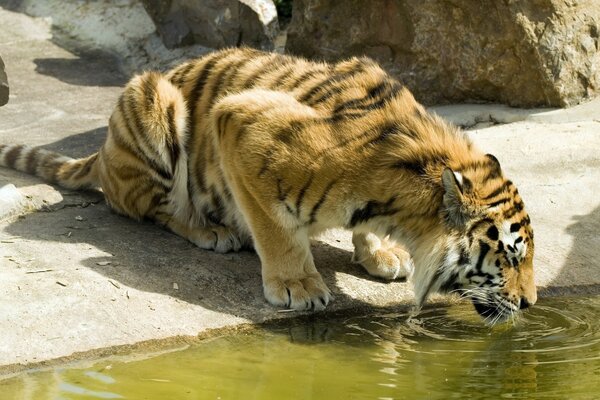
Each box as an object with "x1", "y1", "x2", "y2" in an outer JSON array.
[{"x1": 0, "y1": 47, "x2": 536, "y2": 324}]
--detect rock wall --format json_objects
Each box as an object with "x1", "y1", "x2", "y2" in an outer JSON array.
[
  {"x1": 142, "y1": 0, "x2": 278, "y2": 50},
  {"x1": 286, "y1": 0, "x2": 600, "y2": 107}
]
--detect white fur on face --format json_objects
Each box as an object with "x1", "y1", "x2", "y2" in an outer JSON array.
[{"x1": 501, "y1": 220, "x2": 527, "y2": 263}]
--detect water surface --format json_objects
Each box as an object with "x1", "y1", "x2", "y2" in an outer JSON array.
[{"x1": 3, "y1": 296, "x2": 600, "y2": 399}]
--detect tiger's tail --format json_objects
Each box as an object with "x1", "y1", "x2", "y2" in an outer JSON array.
[{"x1": 0, "y1": 144, "x2": 99, "y2": 190}]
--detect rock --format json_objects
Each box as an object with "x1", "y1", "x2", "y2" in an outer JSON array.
[
  {"x1": 142, "y1": 0, "x2": 279, "y2": 50},
  {"x1": 0, "y1": 184, "x2": 25, "y2": 220},
  {"x1": 0, "y1": 54, "x2": 8, "y2": 106},
  {"x1": 286, "y1": 0, "x2": 600, "y2": 107}
]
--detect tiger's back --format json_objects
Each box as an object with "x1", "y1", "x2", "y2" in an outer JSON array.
[{"x1": 163, "y1": 48, "x2": 410, "y2": 237}]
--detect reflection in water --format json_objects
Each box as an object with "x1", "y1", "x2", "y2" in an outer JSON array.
[{"x1": 2, "y1": 297, "x2": 600, "y2": 399}]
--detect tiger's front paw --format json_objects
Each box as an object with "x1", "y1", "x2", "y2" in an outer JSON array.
[
  {"x1": 353, "y1": 246, "x2": 414, "y2": 280},
  {"x1": 263, "y1": 273, "x2": 332, "y2": 311}
]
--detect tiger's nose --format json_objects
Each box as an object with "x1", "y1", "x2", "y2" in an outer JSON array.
[{"x1": 519, "y1": 297, "x2": 530, "y2": 310}]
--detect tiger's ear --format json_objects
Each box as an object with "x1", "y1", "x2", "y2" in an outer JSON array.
[
  {"x1": 442, "y1": 168, "x2": 469, "y2": 227},
  {"x1": 485, "y1": 153, "x2": 503, "y2": 177}
]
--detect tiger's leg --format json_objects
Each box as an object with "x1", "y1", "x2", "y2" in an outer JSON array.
[
  {"x1": 212, "y1": 89, "x2": 332, "y2": 310},
  {"x1": 224, "y1": 178, "x2": 331, "y2": 310},
  {"x1": 351, "y1": 231, "x2": 414, "y2": 280}
]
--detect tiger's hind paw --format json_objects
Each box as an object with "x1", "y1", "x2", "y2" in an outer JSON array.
[
  {"x1": 211, "y1": 226, "x2": 242, "y2": 253},
  {"x1": 189, "y1": 226, "x2": 242, "y2": 253}
]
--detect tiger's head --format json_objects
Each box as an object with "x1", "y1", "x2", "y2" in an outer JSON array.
[{"x1": 439, "y1": 154, "x2": 536, "y2": 324}]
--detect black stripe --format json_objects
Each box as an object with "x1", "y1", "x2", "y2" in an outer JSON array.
[
  {"x1": 276, "y1": 178, "x2": 290, "y2": 201},
  {"x1": 333, "y1": 81, "x2": 402, "y2": 114},
  {"x1": 4, "y1": 145, "x2": 23, "y2": 167},
  {"x1": 309, "y1": 179, "x2": 337, "y2": 224},
  {"x1": 217, "y1": 110, "x2": 233, "y2": 140},
  {"x1": 483, "y1": 180, "x2": 512, "y2": 200},
  {"x1": 391, "y1": 153, "x2": 449, "y2": 175},
  {"x1": 269, "y1": 64, "x2": 297, "y2": 89},
  {"x1": 496, "y1": 241, "x2": 504, "y2": 254},
  {"x1": 367, "y1": 124, "x2": 398, "y2": 146},
  {"x1": 483, "y1": 153, "x2": 502, "y2": 180},
  {"x1": 486, "y1": 225, "x2": 499, "y2": 241},
  {"x1": 72, "y1": 154, "x2": 98, "y2": 180},
  {"x1": 390, "y1": 160, "x2": 426, "y2": 175},
  {"x1": 461, "y1": 175, "x2": 473, "y2": 193},
  {"x1": 311, "y1": 126, "x2": 377, "y2": 158},
  {"x1": 58, "y1": 161, "x2": 80, "y2": 182},
  {"x1": 503, "y1": 201, "x2": 524, "y2": 219},
  {"x1": 25, "y1": 148, "x2": 40, "y2": 174},
  {"x1": 124, "y1": 91, "x2": 151, "y2": 150},
  {"x1": 332, "y1": 83, "x2": 385, "y2": 113},
  {"x1": 120, "y1": 96, "x2": 172, "y2": 181},
  {"x1": 475, "y1": 240, "x2": 491, "y2": 272},
  {"x1": 115, "y1": 103, "x2": 171, "y2": 183},
  {"x1": 307, "y1": 84, "x2": 346, "y2": 106},
  {"x1": 322, "y1": 110, "x2": 369, "y2": 122},
  {"x1": 458, "y1": 246, "x2": 470, "y2": 265},
  {"x1": 295, "y1": 174, "x2": 314, "y2": 218},
  {"x1": 342, "y1": 83, "x2": 403, "y2": 114},
  {"x1": 348, "y1": 196, "x2": 398, "y2": 227},
  {"x1": 482, "y1": 165, "x2": 502, "y2": 181},
  {"x1": 141, "y1": 72, "x2": 158, "y2": 110},
  {"x1": 467, "y1": 217, "x2": 494, "y2": 238},
  {"x1": 274, "y1": 125, "x2": 293, "y2": 144},
  {"x1": 111, "y1": 164, "x2": 170, "y2": 192},
  {"x1": 128, "y1": 183, "x2": 164, "y2": 214},
  {"x1": 189, "y1": 50, "x2": 234, "y2": 132},
  {"x1": 241, "y1": 55, "x2": 282, "y2": 88},
  {"x1": 165, "y1": 104, "x2": 180, "y2": 170},
  {"x1": 288, "y1": 69, "x2": 322, "y2": 90},
  {"x1": 206, "y1": 58, "x2": 245, "y2": 109},
  {"x1": 224, "y1": 56, "x2": 255, "y2": 90},
  {"x1": 110, "y1": 114, "x2": 142, "y2": 162},
  {"x1": 298, "y1": 62, "x2": 364, "y2": 104},
  {"x1": 487, "y1": 197, "x2": 510, "y2": 208},
  {"x1": 170, "y1": 62, "x2": 195, "y2": 86},
  {"x1": 149, "y1": 192, "x2": 165, "y2": 213}
]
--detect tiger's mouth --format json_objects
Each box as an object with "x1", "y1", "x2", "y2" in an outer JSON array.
[{"x1": 472, "y1": 299, "x2": 515, "y2": 325}]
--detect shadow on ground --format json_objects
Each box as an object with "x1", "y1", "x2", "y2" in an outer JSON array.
[
  {"x1": 34, "y1": 54, "x2": 126, "y2": 88},
  {"x1": 42, "y1": 126, "x2": 108, "y2": 157},
  {"x1": 541, "y1": 205, "x2": 600, "y2": 296}
]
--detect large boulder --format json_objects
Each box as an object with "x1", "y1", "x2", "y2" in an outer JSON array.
[
  {"x1": 286, "y1": 0, "x2": 600, "y2": 107},
  {"x1": 142, "y1": 0, "x2": 279, "y2": 50},
  {"x1": 0, "y1": 54, "x2": 8, "y2": 106}
]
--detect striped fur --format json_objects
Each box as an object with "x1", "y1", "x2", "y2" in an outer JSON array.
[{"x1": 1, "y1": 48, "x2": 536, "y2": 322}]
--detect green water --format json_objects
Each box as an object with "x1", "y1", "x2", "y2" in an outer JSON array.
[{"x1": 3, "y1": 297, "x2": 600, "y2": 399}]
